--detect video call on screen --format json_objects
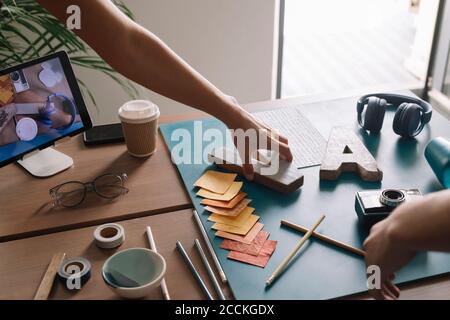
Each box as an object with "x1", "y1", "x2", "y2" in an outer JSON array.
[{"x1": 0, "y1": 57, "x2": 84, "y2": 163}]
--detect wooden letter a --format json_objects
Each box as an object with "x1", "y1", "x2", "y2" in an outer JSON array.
[{"x1": 320, "y1": 127, "x2": 383, "y2": 181}]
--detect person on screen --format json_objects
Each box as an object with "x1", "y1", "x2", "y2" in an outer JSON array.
[
  {"x1": 0, "y1": 81, "x2": 79, "y2": 147},
  {"x1": 37, "y1": 0, "x2": 293, "y2": 180},
  {"x1": 364, "y1": 189, "x2": 450, "y2": 300}
]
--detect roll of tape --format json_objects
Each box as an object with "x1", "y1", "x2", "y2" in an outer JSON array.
[
  {"x1": 58, "y1": 257, "x2": 91, "y2": 288},
  {"x1": 94, "y1": 223, "x2": 125, "y2": 249}
]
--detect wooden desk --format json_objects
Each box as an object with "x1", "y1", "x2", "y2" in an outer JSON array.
[
  {"x1": 0, "y1": 209, "x2": 232, "y2": 300},
  {"x1": 0, "y1": 92, "x2": 449, "y2": 299},
  {"x1": 0, "y1": 133, "x2": 191, "y2": 242},
  {"x1": 0, "y1": 208, "x2": 448, "y2": 300}
]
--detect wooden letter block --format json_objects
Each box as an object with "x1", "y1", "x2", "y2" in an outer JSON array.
[
  {"x1": 320, "y1": 127, "x2": 382, "y2": 181},
  {"x1": 208, "y1": 147, "x2": 304, "y2": 194}
]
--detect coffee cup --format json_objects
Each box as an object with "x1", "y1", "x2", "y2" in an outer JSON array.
[{"x1": 118, "y1": 100, "x2": 160, "y2": 157}]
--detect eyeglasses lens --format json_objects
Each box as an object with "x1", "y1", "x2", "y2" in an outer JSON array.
[
  {"x1": 56, "y1": 182, "x2": 86, "y2": 207},
  {"x1": 94, "y1": 175, "x2": 126, "y2": 198}
]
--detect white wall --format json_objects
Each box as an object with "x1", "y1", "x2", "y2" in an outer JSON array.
[{"x1": 74, "y1": 0, "x2": 279, "y2": 125}]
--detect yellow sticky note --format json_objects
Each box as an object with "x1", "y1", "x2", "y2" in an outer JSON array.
[
  {"x1": 194, "y1": 170, "x2": 237, "y2": 194},
  {"x1": 208, "y1": 207, "x2": 255, "y2": 227},
  {"x1": 212, "y1": 215, "x2": 260, "y2": 235},
  {"x1": 0, "y1": 88, "x2": 13, "y2": 104},
  {"x1": 197, "y1": 181, "x2": 242, "y2": 201},
  {"x1": 205, "y1": 198, "x2": 251, "y2": 217}
]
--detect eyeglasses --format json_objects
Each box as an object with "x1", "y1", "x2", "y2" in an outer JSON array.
[{"x1": 50, "y1": 173, "x2": 129, "y2": 208}]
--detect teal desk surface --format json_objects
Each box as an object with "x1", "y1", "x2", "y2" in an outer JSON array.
[{"x1": 160, "y1": 92, "x2": 450, "y2": 300}]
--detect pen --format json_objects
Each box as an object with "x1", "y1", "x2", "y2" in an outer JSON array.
[
  {"x1": 193, "y1": 209, "x2": 227, "y2": 283},
  {"x1": 176, "y1": 241, "x2": 214, "y2": 300},
  {"x1": 146, "y1": 226, "x2": 171, "y2": 300},
  {"x1": 195, "y1": 239, "x2": 226, "y2": 300}
]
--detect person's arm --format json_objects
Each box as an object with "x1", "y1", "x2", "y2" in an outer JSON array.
[
  {"x1": 387, "y1": 189, "x2": 450, "y2": 251},
  {"x1": 36, "y1": 0, "x2": 292, "y2": 178},
  {"x1": 363, "y1": 189, "x2": 450, "y2": 300}
]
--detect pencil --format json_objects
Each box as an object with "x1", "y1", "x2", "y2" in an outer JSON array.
[
  {"x1": 193, "y1": 210, "x2": 227, "y2": 283},
  {"x1": 280, "y1": 220, "x2": 366, "y2": 257},
  {"x1": 195, "y1": 239, "x2": 226, "y2": 300},
  {"x1": 176, "y1": 241, "x2": 214, "y2": 300},
  {"x1": 146, "y1": 226, "x2": 171, "y2": 300},
  {"x1": 266, "y1": 214, "x2": 326, "y2": 287}
]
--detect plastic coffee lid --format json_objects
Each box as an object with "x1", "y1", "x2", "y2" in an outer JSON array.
[
  {"x1": 16, "y1": 117, "x2": 38, "y2": 141},
  {"x1": 118, "y1": 100, "x2": 160, "y2": 124}
]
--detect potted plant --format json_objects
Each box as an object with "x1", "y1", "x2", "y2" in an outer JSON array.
[{"x1": 0, "y1": 0, "x2": 138, "y2": 108}]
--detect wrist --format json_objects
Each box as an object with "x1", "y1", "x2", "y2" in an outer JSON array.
[{"x1": 216, "y1": 95, "x2": 247, "y2": 127}]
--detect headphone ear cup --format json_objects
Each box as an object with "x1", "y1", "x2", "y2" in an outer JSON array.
[
  {"x1": 393, "y1": 103, "x2": 422, "y2": 138},
  {"x1": 363, "y1": 97, "x2": 386, "y2": 133},
  {"x1": 393, "y1": 103, "x2": 407, "y2": 136}
]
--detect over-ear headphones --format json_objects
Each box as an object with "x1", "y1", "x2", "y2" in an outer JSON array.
[{"x1": 357, "y1": 93, "x2": 433, "y2": 138}]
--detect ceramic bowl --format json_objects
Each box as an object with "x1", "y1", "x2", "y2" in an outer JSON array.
[{"x1": 102, "y1": 247, "x2": 166, "y2": 299}]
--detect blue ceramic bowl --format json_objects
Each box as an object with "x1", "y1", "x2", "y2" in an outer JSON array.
[{"x1": 102, "y1": 248, "x2": 166, "y2": 299}]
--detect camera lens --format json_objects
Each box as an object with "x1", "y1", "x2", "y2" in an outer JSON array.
[
  {"x1": 10, "y1": 71, "x2": 20, "y2": 82},
  {"x1": 379, "y1": 189, "x2": 405, "y2": 207}
]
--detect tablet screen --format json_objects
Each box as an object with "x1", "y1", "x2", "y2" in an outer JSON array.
[{"x1": 0, "y1": 52, "x2": 92, "y2": 167}]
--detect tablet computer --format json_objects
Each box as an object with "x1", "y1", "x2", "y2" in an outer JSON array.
[{"x1": 0, "y1": 51, "x2": 92, "y2": 168}]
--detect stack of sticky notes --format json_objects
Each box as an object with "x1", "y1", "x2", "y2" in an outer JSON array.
[
  {"x1": 0, "y1": 75, "x2": 14, "y2": 106},
  {"x1": 195, "y1": 170, "x2": 277, "y2": 268}
]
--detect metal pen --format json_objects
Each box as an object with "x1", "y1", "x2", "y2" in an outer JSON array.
[
  {"x1": 193, "y1": 210, "x2": 227, "y2": 283},
  {"x1": 195, "y1": 239, "x2": 226, "y2": 300},
  {"x1": 176, "y1": 241, "x2": 213, "y2": 300}
]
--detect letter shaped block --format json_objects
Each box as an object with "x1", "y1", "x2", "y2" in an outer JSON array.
[{"x1": 320, "y1": 127, "x2": 383, "y2": 181}]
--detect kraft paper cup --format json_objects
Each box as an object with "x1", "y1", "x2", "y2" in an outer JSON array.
[{"x1": 118, "y1": 100, "x2": 160, "y2": 157}]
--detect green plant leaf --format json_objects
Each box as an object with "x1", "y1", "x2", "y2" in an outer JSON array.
[{"x1": 0, "y1": 0, "x2": 138, "y2": 108}]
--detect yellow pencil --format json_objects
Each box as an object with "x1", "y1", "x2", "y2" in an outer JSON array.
[{"x1": 266, "y1": 214, "x2": 326, "y2": 287}]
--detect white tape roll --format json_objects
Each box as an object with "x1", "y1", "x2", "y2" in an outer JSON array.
[{"x1": 93, "y1": 223, "x2": 125, "y2": 249}]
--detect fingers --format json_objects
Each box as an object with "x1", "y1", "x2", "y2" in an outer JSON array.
[
  {"x1": 369, "y1": 288, "x2": 395, "y2": 300},
  {"x1": 384, "y1": 278, "x2": 400, "y2": 299},
  {"x1": 369, "y1": 288, "x2": 387, "y2": 300},
  {"x1": 233, "y1": 134, "x2": 255, "y2": 181},
  {"x1": 266, "y1": 136, "x2": 293, "y2": 162},
  {"x1": 278, "y1": 140, "x2": 293, "y2": 162},
  {"x1": 254, "y1": 119, "x2": 289, "y2": 145},
  {"x1": 242, "y1": 163, "x2": 254, "y2": 181},
  {"x1": 369, "y1": 279, "x2": 400, "y2": 300},
  {"x1": 382, "y1": 282, "x2": 399, "y2": 300},
  {"x1": 231, "y1": 116, "x2": 293, "y2": 181}
]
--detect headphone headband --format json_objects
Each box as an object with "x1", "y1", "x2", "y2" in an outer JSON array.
[{"x1": 357, "y1": 93, "x2": 433, "y2": 125}]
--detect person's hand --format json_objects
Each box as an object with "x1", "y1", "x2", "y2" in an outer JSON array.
[
  {"x1": 363, "y1": 216, "x2": 416, "y2": 300},
  {"x1": 222, "y1": 98, "x2": 293, "y2": 180}
]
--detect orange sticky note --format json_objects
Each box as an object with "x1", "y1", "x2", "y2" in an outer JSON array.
[
  {"x1": 227, "y1": 240, "x2": 277, "y2": 268},
  {"x1": 220, "y1": 230, "x2": 269, "y2": 256},
  {"x1": 197, "y1": 181, "x2": 242, "y2": 201},
  {"x1": 201, "y1": 192, "x2": 247, "y2": 208},
  {"x1": 212, "y1": 214, "x2": 259, "y2": 235},
  {"x1": 0, "y1": 75, "x2": 14, "y2": 105},
  {"x1": 216, "y1": 222, "x2": 264, "y2": 244},
  {"x1": 205, "y1": 198, "x2": 251, "y2": 217},
  {"x1": 194, "y1": 170, "x2": 237, "y2": 194},
  {"x1": 208, "y1": 207, "x2": 254, "y2": 227}
]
